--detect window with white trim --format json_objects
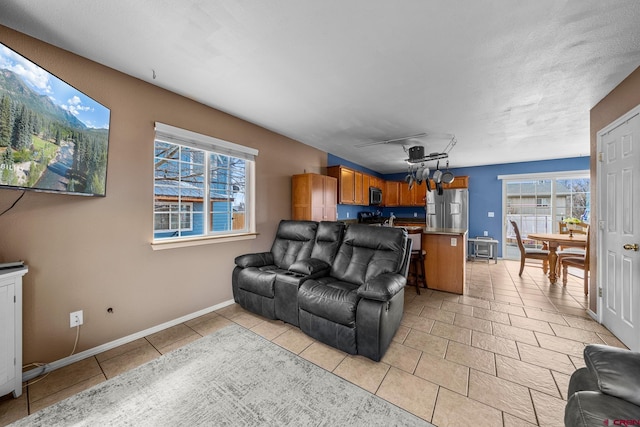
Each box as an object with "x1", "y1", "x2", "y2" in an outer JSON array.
[
  {"x1": 499, "y1": 170, "x2": 589, "y2": 259},
  {"x1": 153, "y1": 123, "x2": 257, "y2": 241}
]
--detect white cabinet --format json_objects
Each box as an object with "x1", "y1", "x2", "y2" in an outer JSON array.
[{"x1": 0, "y1": 266, "x2": 27, "y2": 398}]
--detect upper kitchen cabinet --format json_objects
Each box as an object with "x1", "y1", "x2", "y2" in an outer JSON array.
[
  {"x1": 354, "y1": 171, "x2": 364, "y2": 205},
  {"x1": 327, "y1": 166, "x2": 369, "y2": 205},
  {"x1": 446, "y1": 176, "x2": 469, "y2": 189},
  {"x1": 292, "y1": 173, "x2": 337, "y2": 221},
  {"x1": 362, "y1": 174, "x2": 370, "y2": 205},
  {"x1": 370, "y1": 176, "x2": 383, "y2": 191},
  {"x1": 328, "y1": 166, "x2": 352, "y2": 204},
  {"x1": 399, "y1": 181, "x2": 427, "y2": 206},
  {"x1": 427, "y1": 175, "x2": 469, "y2": 190},
  {"x1": 384, "y1": 181, "x2": 400, "y2": 206}
]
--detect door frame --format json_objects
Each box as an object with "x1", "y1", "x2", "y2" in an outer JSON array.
[
  {"x1": 498, "y1": 171, "x2": 590, "y2": 260},
  {"x1": 596, "y1": 102, "x2": 640, "y2": 324}
]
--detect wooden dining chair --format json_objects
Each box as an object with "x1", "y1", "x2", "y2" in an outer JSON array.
[
  {"x1": 510, "y1": 220, "x2": 549, "y2": 277},
  {"x1": 561, "y1": 226, "x2": 590, "y2": 295},
  {"x1": 558, "y1": 221, "x2": 570, "y2": 234},
  {"x1": 556, "y1": 225, "x2": 589, "y2": 275}
]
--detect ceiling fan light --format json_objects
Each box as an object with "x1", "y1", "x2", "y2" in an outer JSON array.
[{"x1": 408, "y1": 146, "x2": 425, "y2": 161}]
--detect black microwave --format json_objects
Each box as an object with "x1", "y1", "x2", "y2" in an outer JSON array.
[{"x1": 369, "y1": 186, "x2": 382, "y2": 205}]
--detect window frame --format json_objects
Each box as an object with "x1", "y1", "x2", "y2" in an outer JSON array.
[
  {"x1": 499, "y1": 169, "x2": 589, "y2": 260},
  {"x1": 151, "y1": 123, "x2": 258, "y2": 249},
  {"x1": 154, "y1": 201, "x2": 194, "y2": 233}
]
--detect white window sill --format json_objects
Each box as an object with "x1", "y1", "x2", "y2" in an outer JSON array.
[{"x1": 151, "y1": 233, "x2": 258, "y2": 250}]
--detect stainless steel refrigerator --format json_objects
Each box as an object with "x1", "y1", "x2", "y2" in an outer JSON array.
[{"x1": 426, "y1": 189, "x2": 469, "y2": 230}]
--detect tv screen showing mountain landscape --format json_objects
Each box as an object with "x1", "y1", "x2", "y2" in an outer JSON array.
[{"x1": 0, "y1": 42, "x2": 110, "y2": 196}]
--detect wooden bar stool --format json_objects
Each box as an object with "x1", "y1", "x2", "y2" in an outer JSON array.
[{"x1": 406, "y1": 227, "x2": 427, "y2": 294}]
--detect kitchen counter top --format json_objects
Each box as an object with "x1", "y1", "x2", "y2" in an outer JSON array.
[
  {"x1": 421, "y1": 227, "x2": 467, "y2": 236},
  {"x1": 393, "y1": 226, "x2": 467, "y2": 236}
]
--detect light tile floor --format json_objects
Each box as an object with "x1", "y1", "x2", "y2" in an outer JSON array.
[{"x1": 0, "y1": 260, "x2": 626, "y2": 426}]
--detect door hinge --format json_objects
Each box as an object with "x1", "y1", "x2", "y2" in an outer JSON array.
[
  {"x1": 14, "y1": 295, "x2": 16, "y2": 303},
  {"x1": 598, "y1": 152, "x2": 604, "y2": 162},
  {"x1": 599, "y1": 288, "x2": 603, "y2": 297}
]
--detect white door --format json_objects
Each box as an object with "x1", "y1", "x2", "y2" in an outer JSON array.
[{"x1": 598, "y1": 105, "x2": 640, "y2": 351}]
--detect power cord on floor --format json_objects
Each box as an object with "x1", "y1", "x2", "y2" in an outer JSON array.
[{"x1": 23, "y1": 324, "x2": 81, "y2": 388}]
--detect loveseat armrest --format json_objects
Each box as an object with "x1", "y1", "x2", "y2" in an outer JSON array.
[
  {"x1": 584, "y1": 344, "x2": 640, "y2": 406},
  {"x1": 235, "y1": 252, "x2": 274, "y2": 268},
  {"x1": 289, "y1": 258, "x2": 331, "y2": 276},
  {"x1": 357, "y1": 273, "x2": 406, "y2": 302}
]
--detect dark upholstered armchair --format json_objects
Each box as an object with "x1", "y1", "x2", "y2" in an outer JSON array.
[{"x1": 565, "y1": 344, "x2": 640, "y2": 426}]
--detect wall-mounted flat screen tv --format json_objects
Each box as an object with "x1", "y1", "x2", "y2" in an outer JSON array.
[{"x1": 0, "y1": 42, "x2": 110, "y2": 196}]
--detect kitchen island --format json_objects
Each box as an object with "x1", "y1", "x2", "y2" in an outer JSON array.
[{"x1": 396, "y1": 223, "x2": 467, "y2": 295}]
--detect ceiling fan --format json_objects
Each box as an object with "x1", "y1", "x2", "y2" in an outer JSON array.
[{"x1": 353, "y1": 132, "x2": 453, "y2": 148}]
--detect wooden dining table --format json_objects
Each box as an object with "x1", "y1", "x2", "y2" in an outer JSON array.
[{"x1": 526, "y1": 233, "x2": 587, "y2": 284}]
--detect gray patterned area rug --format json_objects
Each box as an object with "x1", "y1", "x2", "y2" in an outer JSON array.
[{"x1": 13, "y1": 324, "x2": 432, "y2": 426}]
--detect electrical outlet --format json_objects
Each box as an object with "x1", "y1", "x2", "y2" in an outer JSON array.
[
  {"x1": 483, "y1": 231, "x2": 488, "y2": 236},
  {"x1": 346, "y1": 212, "x2": 349, "y2": 218},
  {"x1": 70, "y1": 310, "x2": 83, "y2": 328},
  {"x1": 414, "y1": 212, "x2": 417, "y2": 217}
]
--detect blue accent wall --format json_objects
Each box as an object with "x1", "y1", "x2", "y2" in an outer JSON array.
[{"x1": 329, "y1": 153, "x2": 590, "y2": 256}]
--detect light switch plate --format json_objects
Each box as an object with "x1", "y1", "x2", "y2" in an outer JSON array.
[{"x1": 488, "y1": 212, "x2": 495, "y2": 217}]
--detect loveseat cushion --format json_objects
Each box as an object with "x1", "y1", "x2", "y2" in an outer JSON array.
[
  {"x1": 310, "y1": 221, "x2": 346, "y2": 264},
  {"x1": 298, "y1": 279, "x2": 360, "y2": 327},
  {"x1": 270, "y1": 220, "x2": 319, "y2": 269},
  {"x1": 237, "y1": 268, "x2": 278, "y2": 298},
  {"x1": 583, "y1": 344, "x2": 640, "y2": 406},
  {"x1": 330, "y1": 225, "x2": 406, "y2": 286}
]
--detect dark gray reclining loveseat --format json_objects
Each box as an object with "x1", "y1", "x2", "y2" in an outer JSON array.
[{"x1": 232, "y1": 220, "x2": 410, "y2": 361}]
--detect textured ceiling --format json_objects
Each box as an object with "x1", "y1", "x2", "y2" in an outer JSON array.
[{"x1": 1, "y1": 0, "x2": 640, "y2": 173}]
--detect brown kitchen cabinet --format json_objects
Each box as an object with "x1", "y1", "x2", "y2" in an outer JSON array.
[
  {"x1": 399, "y1": 181, "x2": 427, "y2": 206},
  {"x1": 384, "y1": 181, "x2": 400, "y2": 206},
  {"x1": 354, "y1": 171, "x2": 364, "y2": 205},
  {"x1": 446, "y1": 176, "x2": 469, "y2": 189},
  {"x1": 292, "y1": 173, "x2": 337, "y2": 221},
  {"x1": 327, "y1": 165, "x2": 370, "y2": 205},
  {"x1": 427, "y1": 175, "x2": 469, "y2": 190},
  {"x1": 422, "y1": 231, "x2": 467, "y2": 294},
  {"x1": 362, "y1": 174, "x2": 370, "y2": 205},
  {"x1": 370, "y1": 176, "x2": 382, "y2": 191}
]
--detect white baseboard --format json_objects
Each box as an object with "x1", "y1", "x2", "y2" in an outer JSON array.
[{"x1": 23, "y1": 298, "x2": 236, "y2": 382}]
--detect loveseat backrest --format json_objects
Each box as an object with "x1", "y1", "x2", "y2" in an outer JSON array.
[
  {"x1": 270, "y1": 220, "x2": 319, "y2": 269},
  {"x1": 310, "y1": 221, "x2": 346, "y2": 264},
  {"x1": 330, "y1": 224, "x2": 408, "y2": 286}
]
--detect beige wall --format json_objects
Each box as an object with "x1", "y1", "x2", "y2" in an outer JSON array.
[
  {"x1": 0, "y1": 26, "x2": 328, "y2": 363},
  {"x1": 589, "y1": 66, "x2": 640, "y2": 311}
]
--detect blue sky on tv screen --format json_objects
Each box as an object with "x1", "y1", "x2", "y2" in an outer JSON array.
[{"x1": 0, "y1": 44, "x2": 110, "y2": 130}]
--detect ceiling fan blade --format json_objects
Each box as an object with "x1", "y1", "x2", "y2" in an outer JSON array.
[{"x1": 354, "y1": 132, "x2": 427, "y2": 148}]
